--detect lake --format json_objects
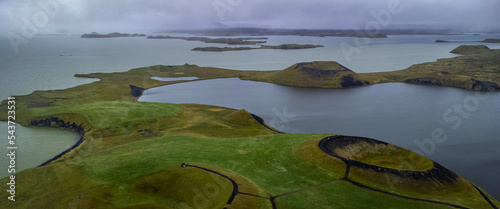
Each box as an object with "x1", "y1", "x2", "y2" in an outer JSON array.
[
  {"x1": 0, "y1": 122, "x2": 80, "y2": 177},
  {"x1": 2, "y1": 33, "x2": 500, "y2": 101},
  {"x1": 0, "y1": 33, "x2": 499, "y2": 197}
]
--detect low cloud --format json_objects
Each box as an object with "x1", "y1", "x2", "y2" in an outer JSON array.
[{"x1": 0, "y1": 0, "x2": 498, "y2": 34}]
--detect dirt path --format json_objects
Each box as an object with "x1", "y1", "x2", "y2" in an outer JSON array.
[{"x1": 182, "y1": 163, "x2": 240, "y2": 204}]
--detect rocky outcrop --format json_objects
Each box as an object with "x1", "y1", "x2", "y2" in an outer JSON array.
[
  {"x1": 295, "y1": 61, "x2": 352, "y2": 77},
  {"x1": 29, "y1": 117, "x2": 86, "y2": 135},
  {"x1": 471, "y1": 79, "x2": 500, "y2": 91},
  {"x1": 130, "y1": 85, "x2": 145, "y2": 98},
  {"x1": 405, "y1": 78, "x2": 442, "y2": 86},
  {"x1": 341, "y1": 75, "x2": 370, "y2": 88},
  {"x1": 250, "y1": 113, "x2": 283, "y2": 133},
  {"x1": 30, "y1": 117, "x2": 87, "y2": 166}
]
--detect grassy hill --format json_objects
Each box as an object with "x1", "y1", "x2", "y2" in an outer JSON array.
[{"x1": 265, "y1": 61, "x2": 370, "y2": 88}]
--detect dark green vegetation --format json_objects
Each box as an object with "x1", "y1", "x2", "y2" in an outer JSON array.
[
  {"x1": 191, "y1": 44, "x2": 323, "y2": 52},
  {"x1": 450, "y1": 45, "x2": 493, "y2": 54},
  {"x1": 147, "y1": 35, "x2": 268, "y2": 45},
  {"x1": 1, "y1": 45, "x2": 499, "y2": 208},
  {"x1": 81, "y1": 32, "x2": 146, "y2": 38}
]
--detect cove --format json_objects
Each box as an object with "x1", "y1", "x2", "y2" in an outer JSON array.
[{"x1": 0, "y1": 122, "x2": 80, "y2": 178}]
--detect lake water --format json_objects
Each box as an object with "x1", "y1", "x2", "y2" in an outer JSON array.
[
  {"x1": 139, "y1": 78, "x2": 500, "y2": 198},
  {"x1": 0, "y1": 122, "x2": 80, "y2": 177},
  {"x1": 1, "y1": 33, "x2": 500, "y2": 100},
  {"x1": 0, "y1": 33, "x2": 499, "y2": 197}
]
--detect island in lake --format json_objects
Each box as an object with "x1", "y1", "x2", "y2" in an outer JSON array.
[
  {"x1": 191, "y1": 44, "x2": 324, "y2": 52},
  {"x1": 0, "y1": 44, "x2": 499, "y2": 208},
  {"x1": 147, "y1": 35, "x2": 268, "y2": 45},
  {"x1": 81, "y1": 32, "x2": 147, "y2": 38}
]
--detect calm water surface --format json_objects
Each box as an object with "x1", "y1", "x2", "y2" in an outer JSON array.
[{"x1": 0, "y1": 122, "x2": 80, "y2": 177}]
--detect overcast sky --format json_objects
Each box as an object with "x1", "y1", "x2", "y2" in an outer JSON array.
[{"x1": 0, "y1": 0, "x2": 499, "y2": 34}]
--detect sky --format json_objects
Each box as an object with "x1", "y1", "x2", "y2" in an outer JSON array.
[{"x1": 0, "y1": 0, "x2": 499, "y2": 34}]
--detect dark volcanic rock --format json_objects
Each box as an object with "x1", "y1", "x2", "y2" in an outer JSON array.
[
  {"x1": 130, "y1": 85, "x2": 145, "y2": 97},
  {"x1": 320, "y1": 135, "x2": 459, "y2": 183},
  {"x1": 341, "y1": 75, "x2": 370, "y2": 88},
  {"x1": 405, "y1": 78, "x2": 442, "y2": 86},
  {"x1": 250, "y1": 113, "x2": 283, "y2": 133},
  {"x1": 30, "y1": 117, "x2": 86, "y2": 135},
  {"x1": 30, "y1": 117, "x2": 86, "y2": 166},
  {"x1": 471, "y1": 79, "x2": 500, "y2": 91}
]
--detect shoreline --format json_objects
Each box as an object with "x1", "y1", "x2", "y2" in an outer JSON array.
[
  {"x1": 38, "y1": 135, "x2": 84, "y2": 167},
  {"x1": 28, "y1": 117, "x2": 87, "y2": 166}
]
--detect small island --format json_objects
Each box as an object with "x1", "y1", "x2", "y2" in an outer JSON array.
[
  {"x1": 147, "y1": 35, "x2": 268, "y2": 45},
  {"x1": 81, "y1": 32, "x2": 147, "y2": 38},
  {"x1": 191, "y1": 44, "x2": 324, "y2": 52}
]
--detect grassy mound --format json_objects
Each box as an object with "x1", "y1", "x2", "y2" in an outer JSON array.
[
  {"x1": 224, "y1": 109, "x2": 260, "y2": 126},
  {"x1": 450, "y1": 45, "x2": 492, "y2": 54},
  {"x1": 267, "y1": 61, "x2": 370, "y2": 88},
  {"x1": 330, "y1": 137, "x2": 433, "y2": 171}
]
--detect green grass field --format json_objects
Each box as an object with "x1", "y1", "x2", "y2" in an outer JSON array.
[{"x1": 1, "y1": 99, "x2": 498, "y2": 208}]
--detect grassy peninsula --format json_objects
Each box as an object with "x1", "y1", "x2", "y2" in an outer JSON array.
[{"x1": 0, "y1": 45, "x2": 499, "y2": 208}]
